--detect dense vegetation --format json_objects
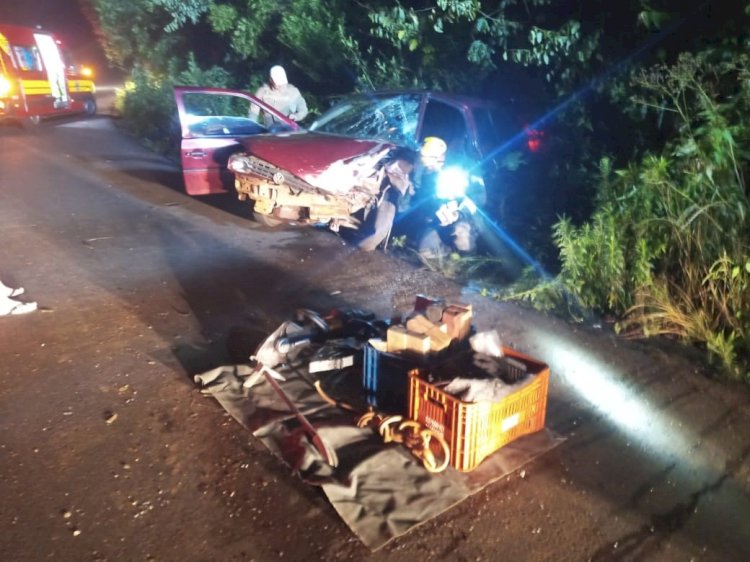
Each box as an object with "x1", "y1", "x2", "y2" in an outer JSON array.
[{"x1": 82, "y1": 0, "x2": 750, "y2": 380}]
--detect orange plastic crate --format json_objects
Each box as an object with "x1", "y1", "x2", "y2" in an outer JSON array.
[{"x1": 408, "y1": 347, "x2": 550, "y2": 472}]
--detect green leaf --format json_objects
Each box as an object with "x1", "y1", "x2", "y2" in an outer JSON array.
[
  {"x1": 674, "y1": 138, "x2": 697, "y2": 157},
  {"x1": 408, "y1": 38, "x2": 419, "y2": 51},
  {"x1": 637, "y1": 9, "x2": 671, "y2": 30}
]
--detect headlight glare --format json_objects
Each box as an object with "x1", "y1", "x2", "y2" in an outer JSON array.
[
  {"x1": 436, "y1": 166, "x2": 469, "y2": 200},
  {"x1": 0, "y1": 75, "x2": 12, "y2": 97}
]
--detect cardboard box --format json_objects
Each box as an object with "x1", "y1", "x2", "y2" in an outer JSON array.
[
  {"x1": 386, "y1": 325, "x2": 409, "y2": 352},
  {"x1": 405, "y1": 314, "x2": 444, "y2": 334},
  {"x1": 441, "y1": 305, "x2": 472, "y2": 340},
  {"x1": 406, "y1": 314, "x2": 452, "y2": 352},
  {"x1": 387, "y1": 325, "x2": 430, "y2": 356}
]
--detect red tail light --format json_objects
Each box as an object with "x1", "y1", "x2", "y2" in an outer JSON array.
[{"x1": 525, "y1": 127, "x2": 544, "y2": 152}]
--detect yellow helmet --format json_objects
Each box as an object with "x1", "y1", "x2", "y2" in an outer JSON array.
[{"x1": 420, "y1": 136, "x2": 447, "y2": 158}]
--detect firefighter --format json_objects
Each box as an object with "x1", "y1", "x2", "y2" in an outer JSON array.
[
  {"x1": 356, "y1": 148, "x2": 415, "y2": 252},
  {"x1": 408, "y1": 136, "x2": 481, "y2": 258},
  {"x1": 356, "y1": 137, "x2": 448, "y2": 253},
  {"x1": 250, "y1": 65, "x2": 309, "y2": 126},
  {"x1": 357, "y1": 136, "x2": 481, "y2": 254}
]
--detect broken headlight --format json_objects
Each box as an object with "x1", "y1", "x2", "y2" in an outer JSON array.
[{"x1": 228, "y1": 154, "x2": 253, "y2": 174}]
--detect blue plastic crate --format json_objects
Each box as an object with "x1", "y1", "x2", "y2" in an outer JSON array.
[{"x1": 362, "y1": 342, "x2": 418, "y2": 414}]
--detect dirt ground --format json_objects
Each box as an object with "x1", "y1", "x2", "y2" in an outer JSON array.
[{"x1": 1, "y1": 114, "x2": 750, "y2": 561}]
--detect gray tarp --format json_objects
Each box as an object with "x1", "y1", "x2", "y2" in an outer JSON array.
[{"x1": 195, "y1": 358, "x2": 563, "y2": 550}]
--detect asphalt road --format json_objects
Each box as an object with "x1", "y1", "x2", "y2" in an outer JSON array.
[{"x1": 1, "y1": 114, "x2": 749, "y2": 562}]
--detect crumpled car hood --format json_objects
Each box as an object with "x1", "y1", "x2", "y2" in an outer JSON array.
[{"x1": 240, "y1": 132, "x2": 393, "y2": 193}]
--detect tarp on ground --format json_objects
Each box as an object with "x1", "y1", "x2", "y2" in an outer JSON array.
[{"x1": 195, "y1": 355, "x2": 563, "y2": 550}]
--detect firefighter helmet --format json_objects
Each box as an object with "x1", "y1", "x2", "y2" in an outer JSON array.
[
  {"x1": 420, "y1": 136, "x2": 447, "y2": 158},
  {"x1": 420, "y1": 136, "x2": 447, "y2": 170}
]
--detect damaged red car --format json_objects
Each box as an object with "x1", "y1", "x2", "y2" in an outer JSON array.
[{"x1": 174, "y1": 87, "x2": 510, "y2": 229}]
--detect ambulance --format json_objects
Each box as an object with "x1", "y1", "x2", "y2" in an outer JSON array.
[{"x1": 0, "y1": 24, "x2": 97, "y2": 125}]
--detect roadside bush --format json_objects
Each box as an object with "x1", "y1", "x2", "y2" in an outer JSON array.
[
  {"x1": 117, "y1": 55, "x2": 231, "y2": 157},
  {"x1": 546, "y1": 52, "x2": 750, "y2": 380}
]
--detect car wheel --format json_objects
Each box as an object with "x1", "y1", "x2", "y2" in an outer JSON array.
[
  {"x1": 83, "y1": 95, "x2": 97, "y2": 116},
  {"x1": 25, "y1": 115, "x2": 42, "y2": 127},
  {"x1": 253, "y1": 212, "x2": 283, "y2": 227}
]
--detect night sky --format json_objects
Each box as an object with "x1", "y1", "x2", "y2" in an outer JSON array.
[{"x1": 1, "y1": 0, "x2": 116, "y2": 80}]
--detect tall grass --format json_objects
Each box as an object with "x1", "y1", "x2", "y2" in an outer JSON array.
[{"x1": 550, "y1": 53, "x2": 750, "y2": 380}]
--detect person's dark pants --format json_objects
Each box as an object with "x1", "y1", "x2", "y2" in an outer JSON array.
[{"x1": 357, "y1": 200, "x2": 396, "y2": 251}]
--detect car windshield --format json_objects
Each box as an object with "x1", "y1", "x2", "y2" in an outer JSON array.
[{"x1": 309, "y1": 93, "x2": 421, "y2": 148}]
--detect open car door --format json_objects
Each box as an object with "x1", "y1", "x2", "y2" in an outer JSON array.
[{"x1": 173, "y1": 86, "x2": 300, "y2": 195}]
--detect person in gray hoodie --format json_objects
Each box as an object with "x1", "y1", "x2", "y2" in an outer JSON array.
[{"x1": 250, "y1": 65, "x2": 309, "y2": 126}]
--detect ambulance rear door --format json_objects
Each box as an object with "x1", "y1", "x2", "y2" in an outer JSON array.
[{"x1": 33, "y1": 32, "x2": 69, "y2": 109}]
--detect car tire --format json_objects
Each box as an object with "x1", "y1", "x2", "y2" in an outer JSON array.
[
  {"x1": 24, "y1": 115, "x2": 42, "y2": 127},
  {"x1": 252, "y1": 212, "x2": 283, "y2": 227},
  {"x1": 83, "y1": 95, "x2": 97, "y2": 116}
]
